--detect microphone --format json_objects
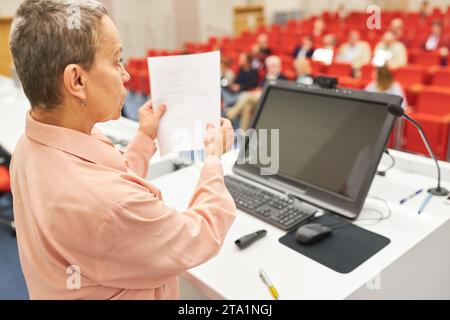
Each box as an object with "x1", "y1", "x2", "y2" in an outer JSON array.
[{"x1": 387, "y1": 104, "x2": 449, "y2": 196}]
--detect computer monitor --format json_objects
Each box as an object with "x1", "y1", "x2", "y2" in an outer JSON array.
[{"x1": 233, "y1": 80, "x2": 403, "y2": 220}]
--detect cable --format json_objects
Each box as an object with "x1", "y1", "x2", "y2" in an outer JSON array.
[
  {"x1": 376, "y1": 150, "x2": 396, "y2": 177},
  {"x1": 355, "y1": 196, "x2": 392, "y2": 227},
  {"x1": 321, "y1": 196, "x2": 392, "y2": 230}
]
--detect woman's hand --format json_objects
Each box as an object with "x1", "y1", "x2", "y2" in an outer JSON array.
[
  {"x1": 204, "y1": 118, "x2": 235, "y2": 157},
  {"x1": 138, "y1": 101, "x2": 167, "y2": 139},
  {"x1": 230, "y1": 84, "x2": 241, "y2": 92}
]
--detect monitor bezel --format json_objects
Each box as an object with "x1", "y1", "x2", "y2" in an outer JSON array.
[{"x1": 232, "y1": 79, "x2": 403, "y2": 220}]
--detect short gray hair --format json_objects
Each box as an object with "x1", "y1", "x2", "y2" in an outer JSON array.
[{"x1": 9, "y1": 0, "x2": 108, "y2": 109}]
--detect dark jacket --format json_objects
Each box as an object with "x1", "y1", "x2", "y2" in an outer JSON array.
[
  {"x1": 234, "y1": 68, "x2": 259, "y2": 91},
  {"x1": 292, "y1": 46, "x2": 315, "y2": 59}
]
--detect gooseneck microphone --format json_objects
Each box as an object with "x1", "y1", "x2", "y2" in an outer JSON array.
[{"x1": 387, "y1": 104, "x2": 449, "y2": 196}]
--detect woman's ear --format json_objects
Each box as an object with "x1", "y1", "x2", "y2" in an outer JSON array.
[{"x1": 62, "y1": 64, "x2": 87, "y2": 101}]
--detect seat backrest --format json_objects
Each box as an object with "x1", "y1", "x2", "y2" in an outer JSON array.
[
  {"x1": 432, "y1": 69, "x2": 450, "y2": 87},
  {"x1": 417, "y1": 86, "x2": 450, "y2": 115},
  {"x1": 414, "y1": 53, "x2": 442, "y2": 66},
  {"x1": 0, "y1": 166, "x2": 10, "y2": 193},
  {"x1": 393, "y1": 66, "x2": 426, "y2": 86},
  {"x1": 361, "y1": 64, "x2": 374, "y2": 81},
  {"x1": 326, "y1": 62, "x2": 353, "y2": 77}
]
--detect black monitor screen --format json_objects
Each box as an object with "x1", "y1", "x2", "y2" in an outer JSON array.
[{"x1": 251, "y1": 87, "x2": 390, "y2": 200}]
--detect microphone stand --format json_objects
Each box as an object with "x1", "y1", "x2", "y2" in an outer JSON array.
[{"x1": 388, "y1": 104, "x2": 449, "y2": 196}]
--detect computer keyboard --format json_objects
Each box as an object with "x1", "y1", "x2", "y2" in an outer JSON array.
[{"x1": 224, "y1": 175, "x2": 318, "y2": 230}]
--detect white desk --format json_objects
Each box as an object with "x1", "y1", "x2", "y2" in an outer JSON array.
[
  {"x1": 151, "y1": 150, "x2": 450, "y2": 299},
  {"x1": 0, "y1": 77, "x2": 175, "y2": 179}
]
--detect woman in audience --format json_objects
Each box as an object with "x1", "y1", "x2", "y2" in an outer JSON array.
[
  {"x1": 226, "y1": 55, "x2": 285, "y2": 130},
  {"x1": 221, "y1": 52, "x2": 259, "y2": 108},
  {"x1": 365, "y1": 65, "x2": 407, "y2": 109}
]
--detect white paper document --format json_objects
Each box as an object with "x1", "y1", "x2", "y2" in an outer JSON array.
[{"x1": 148, "y1": 51, "x2": 221, "y2": 156}]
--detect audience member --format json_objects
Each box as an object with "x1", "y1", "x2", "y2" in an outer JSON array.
[
  {"x1": 222, "y1": 53, "x2": 259, "y2": 108},
  {"x1": 336, "y1": 30, "x2": 371, "y2": 77},
  {"x1": 292, "y1": 35, "x2": 315, "y2": 60},
  {"x1": 226, "y1": 55, "x2": 285, "y2": 130},
  {"x1": 374, "y1": 31, "x2": 407, "y2": 69},
  {"x1": 365, "y1": 65, "x2": 407, "y2": 109}
]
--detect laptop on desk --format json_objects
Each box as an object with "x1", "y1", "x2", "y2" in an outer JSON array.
[{"x1": 224, "y1": 79, "x2": 403, "y2": 230}]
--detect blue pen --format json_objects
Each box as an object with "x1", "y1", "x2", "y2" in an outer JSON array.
[
  {"x1": 418, "y1": 193, "x2": 433, "y2": 214},
  {"x1": 400, "y1": 189, "x2": 423, "y2": 204}
]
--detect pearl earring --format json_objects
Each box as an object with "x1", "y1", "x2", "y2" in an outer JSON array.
[{"x1": 81, "y1": 100, "x2": 87, "y2": 107}]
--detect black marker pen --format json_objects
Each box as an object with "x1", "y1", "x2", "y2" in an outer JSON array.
[{"x1": 234, "y1": 230, "x2": 267, "y2": 249}]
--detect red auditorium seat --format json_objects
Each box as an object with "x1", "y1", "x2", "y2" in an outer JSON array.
[
  {"x1": 125, "y1": 68, "x2": 139, "y2": 92},
  {"x1": 432, "y1": 68, "x2": 450, "y2": 87},
  {"x1": 326, "y1": 62, "x2": 353, "y2": 77},
  {"x1": 413, "y1": 52, "x2": 443, "y2": 66},
  {"x1": 309, "y1": 60, "x2": 325, "y2": 76},
  {"x1": 403, "y1": 87, "x2": 450, "y2": 160},
  {"x1": 393, "y1": 65, "x2": 427, "y2": 106},
  {"x1": 337, "y1": 77, "x2": 367, "y2": 90},
  {"x1": 0, "y1": 166, "x2": 10, "y2": 194},
  {"x1": 136, "y1": 70, "x2": 151, "y2": 96},
  {"x1": 361, "y1": 64, "x2": 374, "y2": 81},
  {"x1": 393, "y1": 66, "x2": 427, "y2": 86},
  {"x1": 126, "y1": 58, "x2": 148, "y2": 93}
]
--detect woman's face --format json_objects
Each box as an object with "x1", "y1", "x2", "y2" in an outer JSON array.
[{"x1": 84, "y1": 16, "x2": 130, "y2": 122}]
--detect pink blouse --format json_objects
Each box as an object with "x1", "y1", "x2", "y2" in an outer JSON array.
[{"x1": 9, "y1": 113, "x2": 237, "y2": 299}]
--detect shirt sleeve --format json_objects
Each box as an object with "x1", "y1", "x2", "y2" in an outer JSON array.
[
  {"x1": 123, "y1": 131, "x2": 157, "y2": 178},
  {"x1": 95, "y1": 155, "x2": 237, "y2": 289}
]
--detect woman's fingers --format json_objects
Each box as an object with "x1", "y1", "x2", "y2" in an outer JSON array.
[
  {"x1": 154, "y1": 104, "x2": 167, "y2": 119},
  {"x1": 141, "y1": 100, "x2": 153, "y2": 112}
]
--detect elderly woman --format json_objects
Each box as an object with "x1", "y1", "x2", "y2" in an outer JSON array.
[{"x1": 9, "y1": 0, "x2": 236, "y2": 299}]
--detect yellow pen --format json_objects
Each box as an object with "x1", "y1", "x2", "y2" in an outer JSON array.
[{"x1": 259, "y1": 269, "x2": 280, "y2": 300}]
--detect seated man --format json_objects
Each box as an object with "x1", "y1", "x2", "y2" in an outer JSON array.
[
  {"x1": 292, "y1": 35, "x2": 315, "y2": 60},
  {"x1": 336, "y1": 30, "x2": 371, "y2": 77},
  {"x1": 226, "y1": 55, "x2": 286, "y2": 130},
  {"x1": 389, "y1": 18, "x2": 409, "y2": 46},
  {"x1": 373, "y1": 31, "x2": 407, "y2": 69},
  {"x1": 221, "y1": 52, "x2": 259, "y2": 108},
  {"x1": 312, "y1": 33, "x2": 337, "y2": 65},
  {"x1": 423, "y1": 21, "x2": 450, "y2": 51},
  {"x1": 294, "y1": 58, "x2": 314, "y2": 85},
  {"x1": 422, "y1": 21, "x2": 450, "y2": 66},
  {"x1": 250, "y1": 33, "x2": 272, "y2": 71}
]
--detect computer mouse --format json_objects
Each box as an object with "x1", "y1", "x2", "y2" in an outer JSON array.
[{"x1": 295, "y1": 223, "x2": 332, "y2": 245}]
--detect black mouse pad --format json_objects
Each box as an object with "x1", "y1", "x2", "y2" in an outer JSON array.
[{"x1": 279, "y1": 215, "x2": 391, "y2": 274}]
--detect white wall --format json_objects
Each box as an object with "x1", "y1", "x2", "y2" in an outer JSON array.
[
  {"x1": 0, "y1": 0, "x2": 22, "y2": 16},
  {"x1": 108, "y1": 0, "x2": 177, "y2": 58},
  {"x1": 2, "y1": 0, "x2": 450, "y2": 59}
]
